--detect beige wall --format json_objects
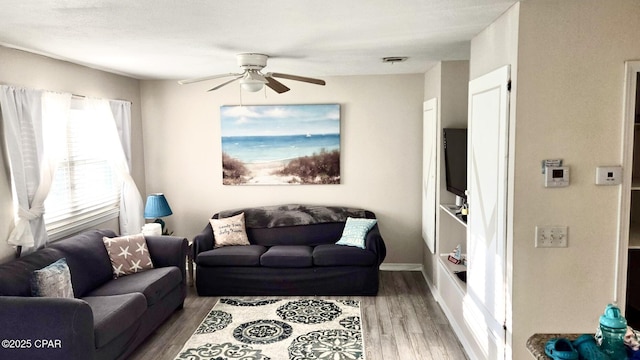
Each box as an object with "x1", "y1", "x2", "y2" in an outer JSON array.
[
  {"x1": 0, "y1": 46, "x2": 144, "y2": 263},
  {"x1": 423, "y1": 62, "x2": 442, "y2": 101},
  {"x1": 470, "y1": 1, "x2": 640, "y2": 358},
  {"x1": 140, "y1": 74, "x2": 425, "y2": 264},
  {"x1": 422, "y1": 60, "x2": 469, "y2": 285},
  {"x1": 511, "y1": 1, "x2": 640, "y2": 358}
]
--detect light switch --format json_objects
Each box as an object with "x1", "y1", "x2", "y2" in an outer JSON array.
[
  {"x1": 535, "y1": 226, "x2": 568, "y2": 248},
  {"x1": 596, "y1": 166, "x2": 622, "y2": 185}
]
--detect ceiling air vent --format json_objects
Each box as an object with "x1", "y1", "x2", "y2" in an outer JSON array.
[{"x1": 382, "y1": 57, "x2": 408, "y2": 63}]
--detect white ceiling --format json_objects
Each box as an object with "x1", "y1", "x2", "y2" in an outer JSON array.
[{"x1": 0, "y1": 0, "x2": 517, "y2": 81}]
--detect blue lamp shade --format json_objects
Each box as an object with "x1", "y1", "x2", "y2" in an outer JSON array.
[{"x1": 144, "y1": 193, "x2": 173, "y2": 219}]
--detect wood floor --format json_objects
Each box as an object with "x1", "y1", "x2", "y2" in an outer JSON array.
[{"x1": 128, "y1": 271, "x2": 468, "y2": 360}]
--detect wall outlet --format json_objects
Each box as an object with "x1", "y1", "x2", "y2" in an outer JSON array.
[{"x1": 535, "y1": 226, "x2": 568, "y2": 248}]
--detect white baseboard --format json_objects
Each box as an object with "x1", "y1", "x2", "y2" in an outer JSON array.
[
  {"x1": 420, "y1": 266, "x2": 438, "y2": 298},
  {"x1": 379, "y1": 263, "x2": 423, "y2": 272}
]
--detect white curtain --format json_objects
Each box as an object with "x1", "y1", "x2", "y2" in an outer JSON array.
[
  {"x1": 109, "y1": 100, "x2": 132, "y2": 169},
  {"x1": 0, "y1": 86, "x2": 71, "y2": 253},
  {"x1": 84, "y1": 98, "x2": 144, "y2": 235}
]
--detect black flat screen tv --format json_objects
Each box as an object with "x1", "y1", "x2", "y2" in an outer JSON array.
[{"x1": 443, "y1": 128, "x2": 467, "y2": 200}]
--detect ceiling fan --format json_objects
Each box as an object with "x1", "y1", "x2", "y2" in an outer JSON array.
[{"x1": 177, "y1": 53, "x2": 326, "y2": 93}]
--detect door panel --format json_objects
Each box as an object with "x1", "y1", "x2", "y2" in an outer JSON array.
[
  {"x1": 465, "y1": 65, "x2": 510, "y2": 359},
  {"x1": 423, "y1": 98, "x2": 438, "y2": 253}
]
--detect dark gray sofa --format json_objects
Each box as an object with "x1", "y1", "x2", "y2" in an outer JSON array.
[
  {"x1": 0, "y1": 229, "x2": 188, "y2": 360},
  {"x1": 193, "y1": 204, "x2": 386, "y2": 296}
]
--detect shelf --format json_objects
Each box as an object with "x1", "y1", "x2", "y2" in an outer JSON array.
[
  {"x1": 440, "y1": 204, "x2": 468, "y2": 227},
  {"x1": 632, "y1": 178, "x2": 640, "y2": 190},
  {"x1": 438, "y1": 254, "x2": 467, "y2": 291}
]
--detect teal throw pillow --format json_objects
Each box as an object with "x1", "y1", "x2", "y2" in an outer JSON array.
[
  {"x1": 336, "y1": 217, "x2": 377, "y2": 249},
  {"x1": 30, "y1": 258, "x2": 74, "y2": 298}
]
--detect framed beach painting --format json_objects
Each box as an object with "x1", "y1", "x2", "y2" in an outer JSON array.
[{"x1": 220, "y1": 104, "x2": 341, "y2": 185}]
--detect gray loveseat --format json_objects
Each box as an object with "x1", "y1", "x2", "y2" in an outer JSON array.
[
  {"x1": 193, "y1": 204, "x2": 386, "y2": 296},
  {"x1": 0, "y1": 229, "x2": 188, "y2": 360}
]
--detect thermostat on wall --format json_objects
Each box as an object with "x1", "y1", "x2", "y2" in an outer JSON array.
[{"x1": 544, "y1": 166, "x2": 569, "y2": 187}]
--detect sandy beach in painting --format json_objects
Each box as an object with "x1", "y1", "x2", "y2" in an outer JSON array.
[{"x1": 243, "y1": 160, "x2": 297, "y2": 184}]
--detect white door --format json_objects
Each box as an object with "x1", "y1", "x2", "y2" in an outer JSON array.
[
  {"x1": 422, "y1": 98, "x2": 438, "y2": 254},
  {"x1": 465, "y1": 65, "x2": 510, "y2": 359}
]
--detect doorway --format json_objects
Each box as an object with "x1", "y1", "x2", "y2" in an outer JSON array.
[{"x1": 618, "y1": 61, "x2": 640, "y2": 327}]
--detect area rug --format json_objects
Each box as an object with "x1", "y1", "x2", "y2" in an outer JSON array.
[{"x1": 174, "y1": 298, "x2": 365, "y2": 360}]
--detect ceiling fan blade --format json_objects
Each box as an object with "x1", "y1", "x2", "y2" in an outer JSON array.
[
  {"x1": 265, "y1": 76, "x2": 290, "y2": 94},
  {"x1": 269, "y1": 72, "x2": 326, "y2": 86},
  {"x1": 207, "y1": 76, "x2": 243, "y2": 92},
  {"x1": 178, "y1": 73, "x2": 243, "y2": 85}
]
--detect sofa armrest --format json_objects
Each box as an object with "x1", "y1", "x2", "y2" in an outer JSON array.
[
  {"x1": 0, "y1": 296, "x2": 94, "y2": 360},
  {"x1": 365, "y1": 225, "x2": 387, "y2": 265},
  {"x1": 146, "y1": 235, "x2": 188, "y2": 285},
  {"x1": 193, "y1": 224, "x2": 214, "y2": 259}
]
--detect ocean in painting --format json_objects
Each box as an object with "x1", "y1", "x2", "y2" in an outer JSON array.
[{"x1": 222, "y1": 133, "x2": 340, "y2": 163}]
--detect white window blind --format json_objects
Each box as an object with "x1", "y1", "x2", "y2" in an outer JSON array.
[{"x1": 44, "y1": 103, "x2": 122, "y2": 240}]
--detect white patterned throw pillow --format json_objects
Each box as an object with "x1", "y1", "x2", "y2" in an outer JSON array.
[
  {"x1": 103, "y1": 234, "x2": 154, "y2": 278},
  {"x1": 30, "y1": 258, "x2": 75, "y2": 298},
  {"x1": 210, "y1": 212, "x2": 250, "y2": 248},
  {"x1": 336, "y1": 217, "x2": 377, "y2": 249}
]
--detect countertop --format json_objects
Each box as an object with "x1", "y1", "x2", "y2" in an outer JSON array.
[{"x1": 527, "y1": 334, "x2": 582, "y2": 359}]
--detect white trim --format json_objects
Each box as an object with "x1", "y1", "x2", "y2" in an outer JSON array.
[
  {"x1": 617, "y1": 61, "x2": 640, "y2": 308},
  {"x1": 379, "y1": 263, "x2": 423, "y2": 271},
  {"x1": 423, "y1": 98, "x2": 439, "y2": 254},
  {"x1": 420, "y1": 266, "x2": 438, "y2": 297}
]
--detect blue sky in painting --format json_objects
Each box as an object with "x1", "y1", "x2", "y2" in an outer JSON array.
[{"x1": 220, "y1": 104, "x2": 340, "y2": 137}]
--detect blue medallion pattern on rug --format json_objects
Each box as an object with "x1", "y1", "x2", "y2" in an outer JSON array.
[
  {"x1": 221, "y1": 298, "x2": 282, "y2": 307},
  {"x1": 175, "y1": 342, "x2": 269, "y2": 360},
  {"x1": 195, "y1": 310, "x2": 232, "y2": 334},
  {"x1": 276, "y1": 299, "x2": 342, "y2": 324},
  {"x1": 174, "y1": 298, "x2": 364, "y2": 360},
  {"x1": 339, "y1": 316, "x2": 361, "y2": 331},
  {"x1": 337, "y1": 300, "x2": 360, "y2": 308},
  {"x1": 233, "y1": 320, "x2": 293, "y2": 345},
  {"x1": 288, "y1": 329, "x2": 363, "y2": 360}
]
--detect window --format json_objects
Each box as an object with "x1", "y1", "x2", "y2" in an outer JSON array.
[{"x1": 44, "y1": 102, "x2": 122, "y2": 240}]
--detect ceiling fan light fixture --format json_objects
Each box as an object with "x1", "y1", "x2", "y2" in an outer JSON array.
[
  {"x1": 178, "y1": 53, "x2": 325, "y2": 94},
  {"x1": 240, "y1": 78, "x2": 265, "y2": 92}
]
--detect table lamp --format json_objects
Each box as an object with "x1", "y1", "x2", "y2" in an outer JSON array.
[{"x1": 144, "y1": 193, "x2": 173, "y2": 235}]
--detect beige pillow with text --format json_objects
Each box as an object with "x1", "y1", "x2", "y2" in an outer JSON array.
[{"x1": 210, "y1": 212, "x2": 250, "y2": 248}]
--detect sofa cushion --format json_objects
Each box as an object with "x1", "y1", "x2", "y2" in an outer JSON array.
[
  {"x1": 85, "y1": 267, "x2": 181, "y2": 306},
  {"x1": 260, "y1": 245, "x2": 313, "y2": 268},
  {"x1": 30, "y1": 258, "x2": 74, "y2": 298},
  {"x1": 247, "y1": 222, "x2": 346, "y2": 247},
  {"x1": 211, "y1": 212, "x2": 250, "y2": 248},
  {"x1": 82, "y1": 293, "x2": 146, "y2": 348},
  {"x1": 313, "y1": 244, "x2": 377, "y2": 266},
  {"x1": 49, "y1": 229, "x2": 116, "y2": 297},
  {"x1": 0, "y1": 247, "x2": 64, "y2": 296},
  {"x1": 103, "y1": 234, "x2": 154, "y2": 278},
  {"x1": 196, "y1": 245, "x2": 267, "y2": 267}
]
